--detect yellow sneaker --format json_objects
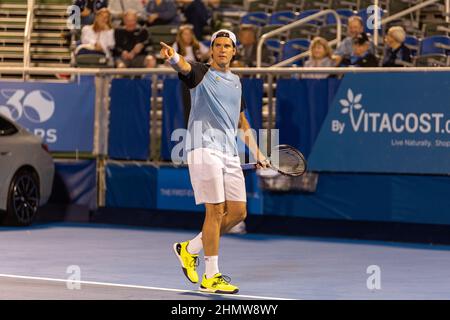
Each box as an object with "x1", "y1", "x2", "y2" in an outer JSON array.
[
  {"x1": 173, "y1": 241, "x2": 199, "y2": 284},
  {"x1": 200, "y1": 273, "x2": 239, "y2": 294}
]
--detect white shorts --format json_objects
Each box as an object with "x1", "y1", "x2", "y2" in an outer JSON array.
[{"x1": 187, "y1": 148, "x2": 246, "y2": 205}]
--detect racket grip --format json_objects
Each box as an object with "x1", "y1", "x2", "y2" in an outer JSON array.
[{"x1": 241, "y1": 163, "x2": 257, "y2": 170}]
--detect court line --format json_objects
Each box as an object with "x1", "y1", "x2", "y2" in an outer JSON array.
[{"x1": 0, "y1": 273, "x2": 292, "y2": 300}]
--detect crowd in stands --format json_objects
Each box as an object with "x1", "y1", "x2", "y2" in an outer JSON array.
[{"x1": 72, "y1": 0, "x2": 418, "y2": 72}]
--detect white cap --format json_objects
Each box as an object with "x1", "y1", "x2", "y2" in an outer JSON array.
[{"x1": 210, "y1": 29, "x2": 237, "y2": 47}]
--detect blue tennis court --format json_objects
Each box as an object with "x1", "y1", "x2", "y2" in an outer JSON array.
[{"x1": 1, "y1": 222, "x2": 449, "y2": 300}]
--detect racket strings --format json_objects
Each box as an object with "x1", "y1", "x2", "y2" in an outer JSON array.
[{"x1": 272, "y1": 147, "x2": 306, "y2": 176}]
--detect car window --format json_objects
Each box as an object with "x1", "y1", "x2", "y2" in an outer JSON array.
[{"x1": 0, "y1": 116, "x2": 18, "y2": 136}]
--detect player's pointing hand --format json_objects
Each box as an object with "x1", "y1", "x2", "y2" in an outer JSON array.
[{"x1": 160, "y1": 42, "x2": 174, "y2": 60}]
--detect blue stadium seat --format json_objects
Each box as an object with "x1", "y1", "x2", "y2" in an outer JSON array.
[
  {"x1": 298, "y1": 9, "x2": 321, "y2": 25},
  {"x1": 282, "y1": 38, "x2": 311, "y2": 66},
  {"x1": 269, "y1": 11, "x2": 297, "y2": 25},
  {"x1": 419, "y1": 36, "x2": 450, "y2": 56},
  {"x1": 417, "y1": 36, "x2": 450, "y2": 66},
  {"x1": 241, "y1": 12, "x2": 269, "y2": 26},
  {"x1": 325, "y1": 9, "x2": 355, "y2": 25},
  {"x1": 265, "y1": 38, "x2": 283, "y2": 64},
  {"x1": 404, "y1": 35, "x2": 419, "y2": 57}
]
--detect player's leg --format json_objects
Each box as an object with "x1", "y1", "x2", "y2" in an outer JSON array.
[
  {"x1": 199, "y1": 200, "x2": 239, "y2": 294},
  {"x1": 220, "y1": 201, "x2": 247, "y2": 235},
  {"x1": 173, "y1": 148, "x2": 224, "y2": 284}
]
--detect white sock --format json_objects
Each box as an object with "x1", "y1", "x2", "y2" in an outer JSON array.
[
  {"x1": 187, "y1": 232, "x2": 203, "y2": 254},
  {"x1": 204, "y1": 256, "x2": 219, "y2": 279}
]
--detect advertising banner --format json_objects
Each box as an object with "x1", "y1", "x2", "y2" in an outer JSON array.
[{"x1": 0, "y1": 80, "x2": 95, "y2": 152}]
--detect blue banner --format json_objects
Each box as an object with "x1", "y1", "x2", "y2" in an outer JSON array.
[
  {"x1": 50, "y1": 159, "x2": 97, "y2": 210},
  {"x1": 157, "y1": 166, "x2": 263, "y2": 214},
  {"x1": 276, "y1": 78, "x2": 341, "y2": 158},
  {"x1": 157, "y1": 166, "x2": 203, "y2": 212},
  {"x1": 161, "y1": 78, "x2": 185, "y2": 161},
  {"x1": 108, "y1": 79, "x2": 151, "y2": 160},
  {"x1": 105, "y1": 163, "x2": 157, "y2": 209},
  {"x1": 308, "y1": 73, "x2": 450, "y2": 174},
  {"x1": 0, "y1": 80, "x2": 95, "y2": 152}
]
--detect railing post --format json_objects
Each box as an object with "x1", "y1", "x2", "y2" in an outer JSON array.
[
  {"x1": 150, "y1": 73, "x2": 159, "y2": 161},
  {"x1": 23, "y1": 0, "x2": 35, "y2": 80},
  {"x1": 446, "y1": 0, "x2": 450, "y2": 24},
  {"x1": 267, "y1": 74, "x2": 274, "y2": 157}
]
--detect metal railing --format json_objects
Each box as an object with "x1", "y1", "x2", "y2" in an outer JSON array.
[
  {"x1": 23, "y1": 0, "x2": 35, "y2": 70},
  {"x1": 256, "y1": 9, "x2": 343, "y2": 68}
]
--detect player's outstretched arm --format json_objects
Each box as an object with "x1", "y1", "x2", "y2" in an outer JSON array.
[{"x1": 160, "y1": 42, "x2": 192, "y2": 75}]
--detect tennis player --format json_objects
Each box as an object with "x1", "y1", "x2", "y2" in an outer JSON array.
[{"x1": 161, "y1": 29, "x2": 270, "y2": 294}]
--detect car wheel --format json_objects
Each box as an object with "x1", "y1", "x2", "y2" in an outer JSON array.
[{"x1": 5, "y1": 169, "x2": 40, "y2": 226}]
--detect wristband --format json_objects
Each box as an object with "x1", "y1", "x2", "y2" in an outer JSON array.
[{"x1": 168, "y1": 52, "x2": 180, "y2": 65}]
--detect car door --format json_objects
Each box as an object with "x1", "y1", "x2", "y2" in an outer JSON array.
[{"x1": 0, "y1": 116, "x2": 19, "y2": 197}]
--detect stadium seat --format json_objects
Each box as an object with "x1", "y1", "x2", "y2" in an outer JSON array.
[
  {"x1": 241, "y1": 12, "x2": 269, "y2": 27},
  {"x1": 417, "y1": 35, "x2": 450, "y2": 66},
  {"x1": 265, "y1": 38, "x2": 284, "y2": 64},
  {"x1": 269, "y1": 11, "x2": 297, "y2": 25},
  {"x1": 282, "y1": 38, "x2": 310, "y2": 66},
  {"x1": 404, "y1": 35, "x2": 420, "y2": 57},
  {"x1": 318, "y1": 9, "x2": 353, "y2": 40},
  {"x1": 147, "y1": 25, "x2": 178, "y2": 45}
]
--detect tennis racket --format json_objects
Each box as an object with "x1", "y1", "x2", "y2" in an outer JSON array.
[{"x1": 241, "y1": 144, "x2": 307, "y2": 177}]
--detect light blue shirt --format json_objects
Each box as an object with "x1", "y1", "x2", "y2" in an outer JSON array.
[{"x1": 179, "y1": 62, "x2": 244, "y2": 156}]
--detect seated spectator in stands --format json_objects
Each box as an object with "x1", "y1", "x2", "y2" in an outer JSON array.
[
  {"x1": 114, "y1": 10, "x2": 155, "y2": 68},
  {"x1": 76, "y1": 8, "x2": 115, "y2": 62},
  {"x1": 382, "y1": 26, "x2": 412, "y2": 67},
  {"x1": 340, "y1": 32, "x2": 378, "y2": 67},
  {"x1": 303, "y1": 37, "x2": 335, "y2": 79},
  {"x1": 178, "y1": 0, "x2": 210, "y2": 40},
  {"x1": 332, "y1": 16, "x2": 375, "y2": 66},
  {"x1": 74, "y1": 0, "x2": 108, "y2": 26},
  {"x1": 172, "y1": 24, "x2": 210, "y2": 63},
  {"x1": 108, "y1": 0, "x2": 147, "y2": 22},
  {"x1": 232, "y1": 24, "x2": 262, "y2": 67},
  {"x1": 146, "y1": 0, "x2": 180, "y2": 26}
]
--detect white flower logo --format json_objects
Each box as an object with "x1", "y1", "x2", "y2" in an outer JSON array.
[
  {"x1": 340, "y1": 89, "x2": 362, "y2": 114},
  {"x1": 339, "y1": 89, "x2": 364, "y2": 129}
]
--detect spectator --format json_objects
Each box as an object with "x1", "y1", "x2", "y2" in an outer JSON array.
[
  {"x1": 178, "y1": 0, "x2": 210, "y2": 40},
  {"x1": 303, "y1": 37, "x2": 335, "y2": 79},
  {"x1": 172, "y1": 24, "x2": 210, "y2": 62},
  {"x1": 232, "y1": 24, "x2": 267, "y2": 67},
  {"x1": 332, "y1": 16, "x2": 375, "y2": 66},
  {"x1": 76, "y1": 8, "x2": 115, "y2": 62},
  {"x1": 108, "y1": 0, "x2": 147, "y2": 22},
  {"x1": 146, "y1": 0, "x2": 180, "y2": 26},
  {"x1": 340, "y1": 32, "x2": 378, "y2": 67},
  {"x1": 73, "y1": 0, "x2": 108, "y2": 26},
  {"x1": 382, "y1": 26, "x2": 412, "y2": 67},
  {"x1": 114, "y1": 10, "x2": 155, "y2": 68}
]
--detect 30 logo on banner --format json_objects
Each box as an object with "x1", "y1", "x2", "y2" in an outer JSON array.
[{"x1": 0, "y1": 89, "x2": 57, "y2": 142}]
